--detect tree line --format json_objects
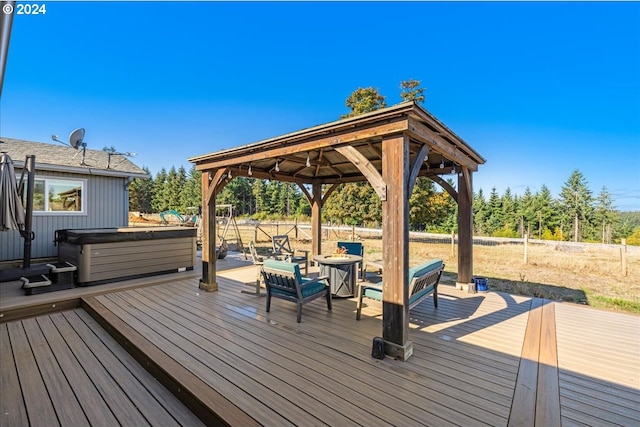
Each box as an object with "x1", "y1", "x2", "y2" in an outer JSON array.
[
  {"x1": 129, "y1": 165, "x2": 639, "y2": 245},
  {"x1": 129, "y1": 79, "x2": 639, "y2": 244}
]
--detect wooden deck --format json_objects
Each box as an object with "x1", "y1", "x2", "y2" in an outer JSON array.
[{"x1": 1, "y1": 260, "x2": 639, "y2": 426}]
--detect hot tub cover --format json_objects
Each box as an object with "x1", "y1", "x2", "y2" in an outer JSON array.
[{"x1": 55, "y1": 227, "x2": 196, "y2": 245}]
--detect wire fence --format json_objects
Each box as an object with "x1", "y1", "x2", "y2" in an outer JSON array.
[
  {"x1": 235, "y1": 221, "x2": 637, "y2": 277},
  {"x1": 244, "y1": 221, "x2": 638, "y2": 252}
]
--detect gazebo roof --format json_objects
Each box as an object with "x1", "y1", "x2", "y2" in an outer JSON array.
[{"x1": 188, "y1": 101, "x2": 485, "y2": 184}]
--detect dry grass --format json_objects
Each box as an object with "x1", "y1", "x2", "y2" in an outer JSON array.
[
  {"x1": 131, "y1": 219, "x2": 639, "y2": 314},
  {"x1": 242, "y1": 224, "x2": 640, "y2": 314}
]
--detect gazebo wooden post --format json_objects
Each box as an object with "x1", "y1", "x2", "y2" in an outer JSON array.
[
  {"x1": 200, "y1": 169, "x2": 222, "y2": 291},
  {"x1": 310, "y1": 182, "x2": 322, "y2": 259},
  {"x1": 381, "y1": 135, "x2": 412, "y2": 360},
  {"x1": 457, "y1": 168, "x2": 475, "y2": 292}
]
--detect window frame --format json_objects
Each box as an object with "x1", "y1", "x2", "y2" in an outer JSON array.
[{"x1": 29, "y1": 175, "x2": 88, "y2": 216}]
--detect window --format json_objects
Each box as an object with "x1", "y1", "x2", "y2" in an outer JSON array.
[{"x1": 24, "y1": 177, "x2": 86, "y2": 214}]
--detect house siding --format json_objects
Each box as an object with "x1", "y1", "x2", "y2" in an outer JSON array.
[{"x1": 1, "y1": 170, "x2": 130, "y2": 262}]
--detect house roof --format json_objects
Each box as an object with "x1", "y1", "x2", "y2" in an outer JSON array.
[{"x1": 0, "y1": 137, "x2": 149, "y2": 179}]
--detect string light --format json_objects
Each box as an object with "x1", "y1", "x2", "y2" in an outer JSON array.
[
  {"x1": 275, "y1": 160, "x2": 279, "y2": 172},
  {"x1": 306, "y1": 153, "x2": 311, "y2": 167},
  {"x1": 248, "y1": 164, "x2": 252, "y2": 176},
  {"x1": 440, "y1": 159, "x2": 445, "y2": 169}
]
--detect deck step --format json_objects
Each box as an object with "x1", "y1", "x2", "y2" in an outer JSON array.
[{"x1": 20, "y1": 274, "x2": 52, "y2": 295}]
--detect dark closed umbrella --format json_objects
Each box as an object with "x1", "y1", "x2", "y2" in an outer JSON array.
[{"x1": 0, "y1": 152, "x2": 25, "y2": 231}]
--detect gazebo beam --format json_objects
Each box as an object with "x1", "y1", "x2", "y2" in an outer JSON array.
[
  {"x1": 407, "y1": 117, "x2": 478, "y2": 171},
  {"x1": 193, "y1": 120, "x2": 409, "y2": 172}
]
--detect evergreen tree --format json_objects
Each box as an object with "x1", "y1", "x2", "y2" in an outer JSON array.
[
  {"x1": 278, "y1": 182, "x2": 296, "y2": 217},
  {"x1": 558, "y1": 169, "x2": 593, "y2": 242},
  {"x1": 324, "y1": 182, "x2": 381, "y2": 226},
  {"x1": 295, "y1": 191, "x2": 311, "y2": 217},
  {"x1": 182, "y1": 166, "x2": 202, "y2": 212},
  {"x1": 252, "y1": 179, "x2": 266, "y2": 216},
  {"x1": 473, "y1": 189, "x2": 489, "y2": 235},
  {"x1": 409, "y1": 178, "x2": 436, "y2": 230},
  {"x1": 535, "y1": 185, "x2": 556, "y2": 239},
  {"x1": 341, "y1": 87, "x2": 386, "y2": 118},
  {"x1": 151, "y1": 168, "x2": 168, "y2": 213},
  {"x1": 486, "y1": 187, "x2": 503, "y2": 235},
  {"x1": 400, "y1": 79, "x2": 425, "y2": 104},
  {"x1": 165, "y1": 166, "x2": 183, "y2": 211},
  {"x1": 216, "y1": 177, "x2": 253, "y2": 215},
  {"x1": 518, "y1": 187, "x2": 536, "y2": 237},
  {"x1": 430, "y1": 181, "x2": 457, "y2": 233},
  {"x1": 266, "y1": 181, "x2": 282, "y2": 216},
  {"x1": 501, "y1": 188, "x2": 519, "y2": 235},
  {"x1": 129, "y1": 166, "x2": 153, "y2": 213},
  {"x1": 594, "y1": 186, "x2": 617, "y2": 244}
]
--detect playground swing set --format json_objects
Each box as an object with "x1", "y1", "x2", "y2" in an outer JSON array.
[{"x1": 215, "y1": 204, "x2": 246, "y2": 260}]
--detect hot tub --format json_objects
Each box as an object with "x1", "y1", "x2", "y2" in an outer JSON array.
[{"x1": 56, "y1": 227, "x2": 197, "y2": 286}]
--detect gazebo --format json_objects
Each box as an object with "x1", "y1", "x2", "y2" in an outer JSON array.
[{"x1": 188, "y1": 101, "x2": 485, "y2": 360}]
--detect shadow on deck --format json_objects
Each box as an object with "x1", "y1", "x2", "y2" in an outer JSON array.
[{"x1": 1, "y1": 258, "x2": 639, "y2": 426}]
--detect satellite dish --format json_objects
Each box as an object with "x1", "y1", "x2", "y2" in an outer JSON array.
[{"x1": 69, "y1": 128, "x2": 85, "y2": 149}]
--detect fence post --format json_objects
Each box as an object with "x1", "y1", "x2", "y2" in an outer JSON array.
[
  {"x1": 254, "y1": 225, "x2": 258, "y2": 243},
  {"x1": 295, "y1": 218, "x2": 298, "y2": 239},
  {"x1": 451, "y1": 231, "x2": 455, "y2": 257},
  {"x1": 351, "y1": 225, "x2": 355, "y2": 241},
  {"x1": 621, "y1": 238, "x2": 628, "y2": 276},
  {"x1": 524, "y1": 233, "x2": 529, "y2": 265}
]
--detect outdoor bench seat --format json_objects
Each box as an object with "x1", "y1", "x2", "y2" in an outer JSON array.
[
  {"x1": 356, "y1": 259, "x2": 444, "y2": 320},
  {"x1": 261, "y1": 259, "x2": 331, "y2": 323}
]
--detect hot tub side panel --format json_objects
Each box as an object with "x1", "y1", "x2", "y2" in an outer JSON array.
[{"x1": 59, "y1": 236, "x2": 196, "y2": 285}]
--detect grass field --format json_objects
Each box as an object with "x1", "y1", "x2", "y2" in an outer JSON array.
[
  {"x1": 244, "y1": 224, "x2": 640, "y2": 315},
  {"x1": 133, "y1": 215, "x2": 640, "y2": 314}
]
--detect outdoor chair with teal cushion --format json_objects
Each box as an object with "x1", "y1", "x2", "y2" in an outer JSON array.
[
  {"x1": 261, "y1": 259, "x2": 331, "y2": 323},
  {"x1": 337, "y1": 241, "x2": 364, "y2": 280},
  {"x1": 356, "y1": 259, "x2": 444, "y2": 320}
]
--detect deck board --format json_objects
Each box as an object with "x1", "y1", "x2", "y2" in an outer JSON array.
[
  {"x1": 133, "y1": 284, "x2": 464, "y2": 426},
  {"x1": 2, "y1": 261, "x2": 639, "y2": 427},
  {"x1": 1, "y1": 308, "x2": 206, "y2": 427},
  {"x1": 0, "y1": 324, "x2": 29, "y2": 426},
  {"x1": 69, "y1": 309, "x2": 204, "y2": 426},
  {"x1": 21, "y1": 317, "x2": 88, "y2": 426},
  {"x1": 94, "y1": 278, "x2": 527, "y2": 426},
  {"x1": 190, "y1": 280, "x2": 516, "y2": 424},
  {"x1": 554, "y1": 303, "x2": 640, "y2": 427},
  {"x1": 34, "y1": 314, "x2": 122, "y2": 426},
  {"x1": 6, "y1": 321, "x2": 60, "y2": 427}
]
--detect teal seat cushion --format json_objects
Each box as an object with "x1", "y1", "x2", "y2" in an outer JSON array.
[
  {"x1": 264, "y1": 258, "x2": 303, "y2": 282},
  {"x1": 408, "y1": 259, "x2": 443, "y2": 280},
  {"x1": 361, "y1": 259, "x2": 442, "y2": 302},
  {"x1": 264, "y1": 258, "x2": 324, "y2": 297},
  {"x1": 300, "y1": 281, "x2": 328, "y2": 298},
  {"x1": 362, "y1": 283, "x2": 383, "y2": 301},
  {"x1": 271, "y1": 279, "x2": 326, "y2": 298}
]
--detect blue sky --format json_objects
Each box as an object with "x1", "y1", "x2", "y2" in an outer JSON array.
[{"x1": 2, "y1": 1, "x2": 639, "y2": 210}]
